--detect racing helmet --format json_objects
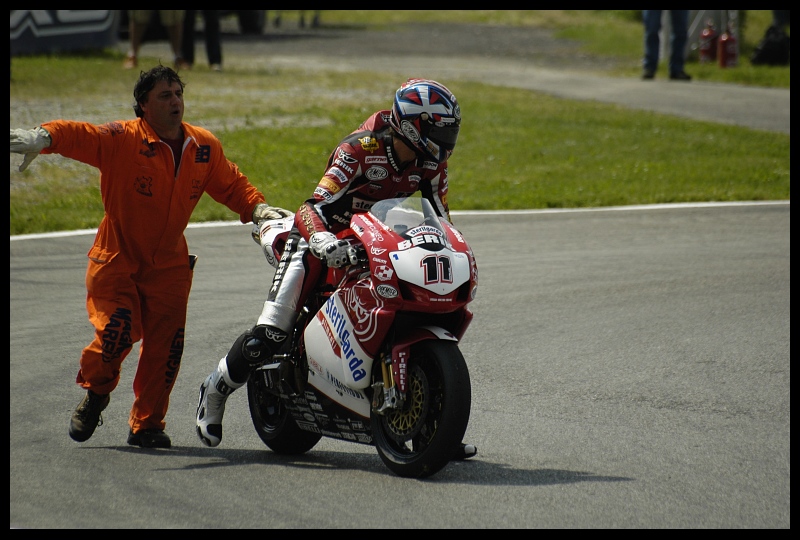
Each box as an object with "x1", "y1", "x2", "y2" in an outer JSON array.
[{"x1": 389, "y1": 78, "x2": 461, "y2": 163}]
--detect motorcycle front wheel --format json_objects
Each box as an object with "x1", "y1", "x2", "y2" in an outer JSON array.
[
  {"x1": 372, "y1": 340, "x2": 472, "y2": 478},
  {"x1": 247, "y1": 369, "x2": 322, "y2": 454}
]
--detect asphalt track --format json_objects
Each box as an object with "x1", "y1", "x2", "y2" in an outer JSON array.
[{"x1": 10, "y1": 24, "x2": 790, "y2": 528}]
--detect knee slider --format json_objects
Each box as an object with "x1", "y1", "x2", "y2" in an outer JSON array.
[
  {"x1": 242, "y1": 325, "x2": 288, "y2": 366},
  {"x1": 242, "y1": 336, "x2": 271, "y2": 366}
]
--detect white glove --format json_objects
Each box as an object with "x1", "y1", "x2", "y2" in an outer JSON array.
[
  {"x1": 309, "y1": 231, "x2": 358, "y2": 268},
  {"x1": 252, "y1": 203, "x2": 293, "y2": 224},
  {"x1": 10, "y1": 127, "x2": 51, "y2": 172}
]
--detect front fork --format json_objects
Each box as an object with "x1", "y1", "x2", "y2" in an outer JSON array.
[
  {"x1": 371, "y1": 326, "x2": 460, "y2": 416},
  {"x1": 371, "y1": 352, "x2": 404, "y2": 415}
]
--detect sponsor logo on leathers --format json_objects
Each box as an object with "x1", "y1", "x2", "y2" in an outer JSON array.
[{"x1": 365, "y1": 167, "x2": 388, "y2": 181}]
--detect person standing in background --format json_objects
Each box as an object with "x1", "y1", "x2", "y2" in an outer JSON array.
[
  {"x1": 124, "y1": 10, "x2": 186, "y2": 70},
  {"x1": 180, "y1": 10, "x2": 223, "y2": 72},
  {"x1": 750, "y1": 10, "x2": 790, "y2": 66},
  {"x1": 642, "y1": 10, "x2": 692, "y2": 81},
  {"x1": 770, "y1": 9, "x2": 790, "y2": 32}
]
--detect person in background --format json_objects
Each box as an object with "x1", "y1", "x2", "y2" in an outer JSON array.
[
  {"x1": 770, "y1": 9, "x2": 790, "y2": 32},
  {"x1": 273, "y1": 10, "x2": 322, "y2": 28},
  {"x1": 179, "y1": 10, "x2": 223, "y2": 72},
  {"x1": 124, "y1": 10, "x2": 186, "y2": 70},
  {"x1": 9, "y1": 65, "x2": 292, "y2": 448},
  {"x1": 194, "y1": 78, "x2": 478, "y2": 461},
  {"x1": 750, "y1": 10, "x2": 790, "y2": 66},
  {"x1": 642, "y1": 10, "x2": 692, "y2": 81}
]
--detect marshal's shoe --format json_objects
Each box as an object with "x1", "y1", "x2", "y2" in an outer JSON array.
[
  {"x1": 127, "y1": 429, "x2": 171, "y2": 448},
  {"x1": 69, "y1": 390, "x2": 110, "y2": 442}
]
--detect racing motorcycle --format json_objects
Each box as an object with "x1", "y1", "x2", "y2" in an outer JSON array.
[{"x1": 248, "y1": 196, "x2": 478, "y2": 478}]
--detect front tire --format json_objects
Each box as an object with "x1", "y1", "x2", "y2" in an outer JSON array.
[
  {"x1": 372, "y1": 340, "x2": 471, "y2": 478},
  {"x1": 247, "y1": 369, "x2": 321, "y2": 454}
]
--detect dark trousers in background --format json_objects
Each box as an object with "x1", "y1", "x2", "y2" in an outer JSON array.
[
  {"x1": 642, "y1": 10, "x2": 689, "y2": 76},
  {"x1": 182, "y1": 10, "x2": 222, "y2": 67}
]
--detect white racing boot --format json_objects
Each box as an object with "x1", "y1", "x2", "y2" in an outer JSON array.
[{"x1": 196, "y1": 357, "x2": 244, "y2": 447}]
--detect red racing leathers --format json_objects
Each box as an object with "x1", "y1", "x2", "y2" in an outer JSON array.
[
  {"x1": 257, "y1": 110, "x2": 451, "y2": 332},
  {"x1": 41, "y1": 118, "x2": 265, "y2": 433}
]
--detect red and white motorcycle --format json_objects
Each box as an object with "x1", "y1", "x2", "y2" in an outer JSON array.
[{"x1": 248, "y1": 196, "x2": 478, "y2": 478}]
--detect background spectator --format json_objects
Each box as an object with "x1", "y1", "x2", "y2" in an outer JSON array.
[
  {"x1": 124, "y1": 10, "x2": 185, "y2": 70},
  {"x1": 180, "y1": 10, "x2": 223, "y2": 72},
  {"x1": 750, "y1": 10, "x2": 790, "y2": 66},
  {"x1": 642, "y1": 10, "x2": 692, "y2": 81}
]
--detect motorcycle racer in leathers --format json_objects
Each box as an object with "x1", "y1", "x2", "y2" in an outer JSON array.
[{"x1": 196, "y1": 78, "x2": 477, "y2": 460}]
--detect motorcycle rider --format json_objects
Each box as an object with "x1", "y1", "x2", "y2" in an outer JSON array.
[{"x1": 196, "y1": 78, "x2": 477, "y2": 460}]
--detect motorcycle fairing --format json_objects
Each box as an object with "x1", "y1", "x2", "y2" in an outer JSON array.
[
  {"x1": 291, "y1": 384, "x2": 373, "y2": 441},
  {"x1": 304, "y1": 291, "x2": 378, "y2": 390},
  {"x1": 301, "y1": 352, "x2": 372, "y2": 419},
  {"x1": 389, "y1": 245, "x2": 471, "y2": 297},
  {"x1": 356, "y1": 200, "x2": 474, "y2": 309}
]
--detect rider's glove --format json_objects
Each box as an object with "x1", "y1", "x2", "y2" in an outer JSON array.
[
  {"x1": 309, "y1": 231, "x2": 358, "y2": 268},
  {"x1": 10, "y1": 127, "x2": 52, "y2": 172},
  {"x1": 252, "y1": 203, "x2": 293, "y2": 224}
]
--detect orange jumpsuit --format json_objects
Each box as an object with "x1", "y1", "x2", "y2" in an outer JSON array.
[{"x1": 42, "y1": 118, "x2": 265, "y2": 433}]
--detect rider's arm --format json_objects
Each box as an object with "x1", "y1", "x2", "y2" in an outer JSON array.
[
  {"x1": 296, "y1": 137, "x2": 363, "y2": 241},
  {"x1": 295, "y1": 199, "x2": 329, "y2": 242}
]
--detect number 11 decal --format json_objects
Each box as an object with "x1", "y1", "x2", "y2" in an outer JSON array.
[{"x1": 421, "y1": 255, "x2": 453, "y2": 285}]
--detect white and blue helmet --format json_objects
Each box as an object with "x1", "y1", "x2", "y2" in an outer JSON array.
[{"x1": 389, "y1": 78, "x2": 461, "y2": 163}]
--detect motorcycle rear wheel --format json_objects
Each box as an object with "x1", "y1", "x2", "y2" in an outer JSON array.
[
  {"x1": 372, "y1": 340, "x2": 471, "y2": 478},
  {"x1": 247, "y1": 369, "x2": 322, "y2": 454}
]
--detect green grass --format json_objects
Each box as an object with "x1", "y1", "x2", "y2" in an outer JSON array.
[{"x1": 10, "y1": 10, "x2": 790, "y2": 235}]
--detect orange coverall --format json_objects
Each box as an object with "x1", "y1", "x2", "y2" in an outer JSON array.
[{"x1": 42, "y1": 118, "x2": 265, "y2": 433}]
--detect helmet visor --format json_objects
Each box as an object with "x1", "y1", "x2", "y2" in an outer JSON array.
[{"x1": 427, "y1": 123, "x2": 460, "y2": 150}]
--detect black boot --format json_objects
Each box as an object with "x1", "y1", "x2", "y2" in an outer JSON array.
[{"x1": 69, "y1": 390, "x2": 110, "y2": 442}]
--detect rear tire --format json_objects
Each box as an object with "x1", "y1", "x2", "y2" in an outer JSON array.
[
  {"x1": 247, "y1": 369, "x2": 321, "y2": 454},
  {"x1": 372, "y1": 340, "x2": 471, "y2": 478}
]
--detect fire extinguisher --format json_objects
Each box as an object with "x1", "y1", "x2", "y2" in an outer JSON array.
[
  {"x1": 699, "y1": 19, "x2": 718, "y2": 64},
  {"x1": 718, "y1": 23, "x2": 738, "y2": 68}
]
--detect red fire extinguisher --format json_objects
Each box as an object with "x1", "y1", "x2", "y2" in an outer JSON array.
[
  {"x1": 718, "y1": 23, "x2": 738, "y2": 68},
  {"x1": 699, "y1": 19, "x2": 718, "y2": 64}
]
